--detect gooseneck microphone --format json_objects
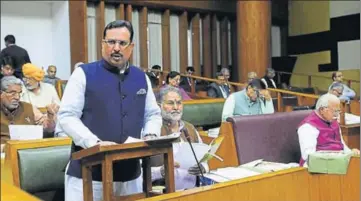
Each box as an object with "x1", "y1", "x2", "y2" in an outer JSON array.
[{"x1": 181, "y1": 128, "x2": 205, "y2": 180}]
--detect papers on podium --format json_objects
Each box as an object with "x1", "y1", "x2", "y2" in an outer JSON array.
[
  {"x1": 345, "y1": 113, "x2": 360, "y2": 125},
  {"x1": 9, "y1": 125, "x2": 43, "y2": 140}
]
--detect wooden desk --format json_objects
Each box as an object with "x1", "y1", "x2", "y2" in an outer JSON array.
[
  {"x1": 140, "y1": 156, "x2": 360, "y2": 201},
  {"x1": 341, "y1": 123, "x2": 360, "y2": 149},
  {"x1": 1, "y1": 181, "x2": 40, "y2": 201}
]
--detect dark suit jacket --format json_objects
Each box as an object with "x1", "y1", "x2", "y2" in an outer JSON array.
[
  {"x1": 207, "y1": 82, "x2": 230, "y2": 98},
  {"x1": 0, "y1": 45, "x2": 31, "y2": 78},
  {"x1": 146, "y1": 72, "x2": 159, "y2": 88},
  {"x1": 179, "y1": 76, "x2": 193, "y2": 92}
]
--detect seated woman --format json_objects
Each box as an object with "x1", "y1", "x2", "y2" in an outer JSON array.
[{"x1": 160, "y1": 71, "x2": 191, "y2": 100}]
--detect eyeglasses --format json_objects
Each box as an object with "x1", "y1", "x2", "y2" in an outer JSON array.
[
  {"x1": 4, "y1": 90, "x2": 21, "y2": 97},
  {"x1": 103, "y1": 39, "x2": 131, "y2": 49},
  {"x1": 323, "y1": 107, "x2": 341, "y2": 116}
]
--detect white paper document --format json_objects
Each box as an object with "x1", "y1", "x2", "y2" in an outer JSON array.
[
  {"x1": 173, "y1": 142, "x2": 210, "y2": 169},
  {"x1": 204, "y1": 167, "x2": 261, "y2": 183},
  {"x1": 345, "y1": 113, "x2": 360, "y2": 125},
  {"x1": 9, "y1": 125, "x2": 43, "y2": 140}
]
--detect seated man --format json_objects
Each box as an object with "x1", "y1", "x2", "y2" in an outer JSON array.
[
  {"x1": 0, "y1": 76, "x2": 57, "y2": 152},
  {"x1": 207, "y1": 72, "x2": 230, "y2": 98},
  {"x1": 179, "y1": 67, "x2": 196, "y2": 92},
  {"x1": 247, "y1": 71, "x2": 257, "y2": 83},
  {"x1": 151, "y1": 86, "x2": 208, "y2": 190},
  {"x1": 20, "y1": 63, "x2": 60, "y2": 108},
  {"x1": 329, "y1": 71, "x2": 356, "y2": 101},
  {"x1": 146, "y1": 65, "x2": 161, "y2": 88},
  {"x1": 43, "y1": 65, "x2": 60, "y2": 87},
  {"x1": 222, "y1": 79, "x2": 274, "y2": 121},
  {"x1": 297, "y1": 93, "x2": 360, "y2": 167},
  {"x1": 261, "y1": 68, "x2": 277, "y2": 89}
]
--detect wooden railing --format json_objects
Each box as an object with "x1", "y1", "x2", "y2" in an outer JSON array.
[{"x1": 275, "y1": 70, "x2": 360, "y2": 89}]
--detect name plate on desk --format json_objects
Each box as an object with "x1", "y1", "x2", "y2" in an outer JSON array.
[{"x1": 308, "y1": 151, "x2": 352, "y2": 175}]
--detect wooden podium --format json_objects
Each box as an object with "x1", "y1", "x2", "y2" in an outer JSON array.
[{"x1": 71, "y1": 141, "x2": 175, "y2": 201}]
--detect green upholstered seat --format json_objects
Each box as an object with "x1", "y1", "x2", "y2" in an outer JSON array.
[
  {"x1": 182, "y1": 101, "x2": 224, "y2": 128},
  {"x1": 18, "y1": 145, "x2": 70, "y2": 194}
]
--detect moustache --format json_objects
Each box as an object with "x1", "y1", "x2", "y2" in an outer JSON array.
[
  {"x1": 171, "y1": 111, "x2": 181, "y2": 114},
  {"x1": 111, "y1": 52, "x2": 123, "y2": 57}
]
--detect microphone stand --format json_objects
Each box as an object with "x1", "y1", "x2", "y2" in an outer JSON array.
[{"x1": 181, "y1": 128, "x2": 205, "y2": 186}]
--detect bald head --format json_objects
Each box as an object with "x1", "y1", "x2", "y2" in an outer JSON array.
[{"x1": 47, "y1": 65, "x2": 57, "y2": 78}]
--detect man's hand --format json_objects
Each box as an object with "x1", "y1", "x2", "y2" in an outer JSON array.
[
  {"x1": 160, "y1": 162, "x2": 180, "y2": 177},
  {"x1": 188, "y1": 163, "x2": 206, "y2": 175},
  {"x1": 46, "y1": 103, "x2": 59, "y2": 117},
  {"x1": 260, "y1": 90, "x2": 272, "y2": 101},
  {"x1": 96, "y1": 141, "x2": 117, "y2": 146},
  {"x1": 143, "y1": 133, "x2": 157, "y2": 140},
  {"x1": 352, "y1": 148, "x2": 360, "y2": 155}
]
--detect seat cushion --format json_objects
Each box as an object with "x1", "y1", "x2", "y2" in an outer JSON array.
[
  {"x1": 182, "y1": 102, "x2": 224, "y2": 127},
  {"x1": 18, "y1": 145, "x2": 71, "y2": 193},
  {"x1": 227, "y1": 110, "x2": 312, "y2": 164}
]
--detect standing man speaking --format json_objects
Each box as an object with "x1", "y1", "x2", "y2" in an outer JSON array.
[{"x1": 58, "y1": 20, "x2": 162, "y2": 201}]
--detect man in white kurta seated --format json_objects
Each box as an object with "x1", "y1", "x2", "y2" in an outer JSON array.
[
  {"x1": 151, "y1": 86, "x2": 209, "y2": 190},
  {"x1": 20, "y1": 63, "x2": 60, "y2": 108},
  {"x1": 297, "y1": 93, "x2": 360, "y2": 167}
]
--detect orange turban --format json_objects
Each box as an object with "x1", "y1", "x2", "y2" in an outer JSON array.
[{"x1": 22, "y1": 63, "x2": 45, "y2": 81}]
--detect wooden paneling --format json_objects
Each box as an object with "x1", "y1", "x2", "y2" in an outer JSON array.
[
  {"x1": 140, "y1": 157, "x2": 360, "y2": 201},
  {"x1": 139, "y1": 7, "x2": 148, "y2": 69},
  {"x1": 230, "y1": 19, "x2": 238, "y2": 82},
  {"x1": 161, "y1": 9, "x2": 171, "y2": 72},
  {"x1": 179, "y1": 11, "x2": 188, "y2": 73},
  {"x1": 116, "y1": 3, "x2": 125, "y2": 20},
  {"x1": 211, "y1": 14, "x2": 218, "y2": 77},
  {"x1": 202, "y1": 14, "x2": 212, "y2": 78},
  {"x1": 191, "y1": 13, "x2": 201, "y2": 76},
  {"x1": 237, "y1": 1, "x2": 271, "y2": 83},
  {"x1": 68, "y1": 1, "x2": 88, "y2": 72},
  {"x1": 125, "y1": 4, "x2": 133, "y2": 64},
  {"x1": 96, "y1": 1, "x2": 105, "y2": 60},
  {"x1": 220, "y1": 17, "x2": 229, "y2": 69},
  {"x1": 118, "y1": 0, "x2": 236, "y2": 14}
]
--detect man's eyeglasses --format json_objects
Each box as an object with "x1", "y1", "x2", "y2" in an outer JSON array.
[
  {"x1": 4, "y1": 91, "x2": 22, "y2": 97},
  {"x1": 164, "y1": 100, "x2": 182, "y2": 107},
  {"x1": 103, "y1": 39, "x2": 131, "y2": 49}
]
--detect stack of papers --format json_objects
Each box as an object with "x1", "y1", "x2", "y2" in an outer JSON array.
[
  {"x1": 204, "y1": 167, "x2": 261, "y2": 183},
  {"x1": 9, "y1": 125, "x2": 43, "y2": 140},
  {"x1": 241, "y1": 159, "x2": 299, "y2": 173},
  {"x1": 345, "y1": 113, "x2": 360, "y2": 125}
]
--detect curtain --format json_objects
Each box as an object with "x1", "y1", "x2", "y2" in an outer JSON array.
[
  {"x1": 148, "y1": 10, "x2": 162, "y2": 69},
  {"x1": 87, "y1": 3, "x2": 97, "y2": 63},
  {"x1": 132, "y1": 9, "x2": 140, "y2": 66},
  {"x1": 170, "y1": 14, "x2": 180, "y2": 72}
]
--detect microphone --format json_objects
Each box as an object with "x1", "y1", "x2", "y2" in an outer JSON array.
[{"x1": 181, "y1": 128, "x2": 205, "y2": 180}]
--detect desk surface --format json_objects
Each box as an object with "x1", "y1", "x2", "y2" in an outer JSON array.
[{"x1": 1, "y1": 181, "x2": 40, "y2": 201}]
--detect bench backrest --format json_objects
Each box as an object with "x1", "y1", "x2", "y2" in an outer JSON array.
[{"x1": 227, "y1": 110, "x2": 312, "y2": 164}]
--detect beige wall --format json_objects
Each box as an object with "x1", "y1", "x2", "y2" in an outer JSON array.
[{"x1": 288, "y1": 1, "x2": 359, "y2": 95}]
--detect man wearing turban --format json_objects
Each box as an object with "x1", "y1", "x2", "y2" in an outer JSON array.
[{"x1": 20, "y1": 63, "x2": 60, "y2": 112}]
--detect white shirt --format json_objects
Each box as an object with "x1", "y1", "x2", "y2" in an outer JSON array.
[
  {"x1": 297, "y1": 123, "x2": 352, "y2": 167},
  {"x1": 57, "y1": 67, "x2": 162, "y2": 149},
  {"x1": 21, "y1": 82, "x2": 60, "y2": 108}
]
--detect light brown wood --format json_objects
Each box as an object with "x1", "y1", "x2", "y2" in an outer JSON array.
[
  {"x1": 68, "y1": 1, "x2": 88, "y2": 71},
  {"x1": 1, "y1": 181, "x2": 41, "y2": 201},
  {"x1": 118, "y1": 0, "x2": 236, "y2": 13},
  {"x1": 202, "y1": 14, "x2": 212, "y2": 78},
  {"x1": 4, "y1": 138, "x2": 72, "y2": 187},
  {"x1": 96, "y1": 1, "x2": 105, "y2": 60},
  {"x1": 164, "y1": 148, "x2": 175, "y2": 193},
  {"x1": 350, "y1": 100, "x2": 360, "y2": 115},
  {"x1": 139, "y1": 7, "x2": 148, "y2": 69},
  {"x1": 102, "y1": 155, "x2": 114, "y2": 201},
  {"x1": 125, "y1": 4, "x2": 133, "y2": 64},
  {"x1": 161, "y1": 9, "x2": 171, "y2": 72},
  {"x1": 183, "y1": 98, "x2": 225, "y2": 105},
  {"x1": 191, "y1": 13, "x2": 201, "y2": 76},
  {"x1": 116, "y1": 3, "x2": 125, "y2": 20},
  {"x1": 220, "y1": 16, "x2": 229, "y2": 69},
  {"x1": 179, "y1": 11, "x2": 188, "y2": 73},
  {"x1": 341, "y1": 124, "x2": 360, "y2": 149},
  {"x1": 211, "y1": 14, "x2": 218, "y2": 77},
  {"x1": 55, "y1": 80, "x2": 67, "y2": 99},
  {"x1": 237, "y1": 1, "x2": 271, "y2": 83},
  {"x1": 82, "y1": 165, "x2": 94, "y2": 201},
  {"x1": 139, "y1": 157, "x2": 360, "y2": 201}
]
